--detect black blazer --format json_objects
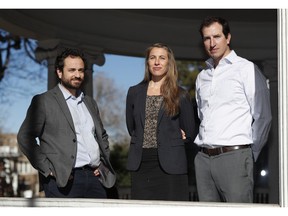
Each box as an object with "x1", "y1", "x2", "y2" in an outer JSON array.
[{"x1": 125, "y1": 82, "x2": 196, "y2": 174}]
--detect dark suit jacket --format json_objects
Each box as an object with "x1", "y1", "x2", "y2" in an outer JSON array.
[
  {"x1": 17, "y1": 85, "x2": 116, "y2": 189},
  {"x1": 125, "y1": 82, "x2": 196, "y2": 174}
]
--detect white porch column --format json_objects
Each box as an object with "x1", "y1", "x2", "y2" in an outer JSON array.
[{"x1": 278, "y1": 8, "x2": 288, "y2": 207}]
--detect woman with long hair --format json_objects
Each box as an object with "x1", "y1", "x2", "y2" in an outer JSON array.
[{"x1": 125, "y1": 43, "x2": 196, "y2": 201}]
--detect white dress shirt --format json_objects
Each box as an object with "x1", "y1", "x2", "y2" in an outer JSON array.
[
  {"x1": 59, "y1": 84, "x2": 100, "y2": 168},
  {"x1": 194, "y1": 50, "x2": 272, "y2": 161}
]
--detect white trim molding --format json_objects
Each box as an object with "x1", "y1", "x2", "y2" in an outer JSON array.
[{"x1": 278, "y1": 8, "x2": 288, "y2": 207}]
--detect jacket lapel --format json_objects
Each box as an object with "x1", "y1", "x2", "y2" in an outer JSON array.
[
  {"x1": 82, "y1": 97, "x2": 97, "y2": 135},
  {"x1": 83, "y1": 97, "x2": 107, "y2": 157},
  {"x1": 157, "y1": 102, "x2": 165, "y2": 126},
  {"x1": 52, "y1": 86, "x2": 76, "y2": 133},
  {"x1": 83, "y1": 97, "x2": 102, "y2": 143},
  {"x1": 139, "y1": 83, "x2": 148, "y2": 126}
]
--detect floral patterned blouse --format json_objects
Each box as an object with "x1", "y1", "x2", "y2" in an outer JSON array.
[{"x1": 143, "y1": 95, "x2": 163, "y2": 148}]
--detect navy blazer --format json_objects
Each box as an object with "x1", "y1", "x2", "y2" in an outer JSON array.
[
  {"x1": 125, "y1": 82, "x2": 196, "y2": 174},
  {"x1": 17, "y1": 85, "x2": 116, "y2": 188}
]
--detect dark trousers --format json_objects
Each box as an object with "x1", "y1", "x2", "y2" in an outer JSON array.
[
  {"x1": 43, "y1": 169, "x2": 107, "y2": 198},
  {"x1": 131, "y1": 148, "x2": 189, "y2": 201}
]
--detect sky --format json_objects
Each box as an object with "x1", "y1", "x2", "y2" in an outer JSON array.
[
  {"x1": 94, "y1": 54, "x2": 145, "y2": 93},
  {"x1": 0, "y1": 54, "x2": 145, "y2": 134}
]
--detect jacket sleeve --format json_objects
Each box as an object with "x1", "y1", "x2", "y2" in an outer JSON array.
[
  {"x1": 249, "y1": 64, "x2": 272, "y2": 161},
  {"x1": 17, "y1": 95, "x2": 51, "y2": 177},
  {"x1": 125, "y1": 87, "x2": 135, "y2": 136},
  {"x1": 179, "y1": 91, "x2": 197, "y2": 144}
]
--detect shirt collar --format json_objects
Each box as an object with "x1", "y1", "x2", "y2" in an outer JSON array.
[
  {"x1": 58, "y1": 83, "x2": 84, "y2": 101},
  {"x1": 206, "y1": 50, "x2": 238, "y2": 68}
]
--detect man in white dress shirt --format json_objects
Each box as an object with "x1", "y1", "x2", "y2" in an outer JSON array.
[{"x1": 194, "y1": 16, "x2": 272, "y2": 203}]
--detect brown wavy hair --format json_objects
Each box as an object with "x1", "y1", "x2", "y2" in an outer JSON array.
[{"x1": 143, "y1": 43, "x2": 179, "y2": 116}]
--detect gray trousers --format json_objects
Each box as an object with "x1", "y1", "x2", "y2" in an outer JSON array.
[{"x1": 194, "y1": 147, "x2": 254, "y2": 203}]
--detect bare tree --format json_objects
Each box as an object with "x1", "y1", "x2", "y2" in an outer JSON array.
[
  {"x1": 93, "y1": 72, "x2": 129, "y2": 144},
  {"x1": 0, "y1": 29, "x2": 47, "y2": 132}
]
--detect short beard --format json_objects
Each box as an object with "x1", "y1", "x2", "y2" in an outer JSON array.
[{"x1": 61, "y1": 78, "x2": 83, "y2": 91}]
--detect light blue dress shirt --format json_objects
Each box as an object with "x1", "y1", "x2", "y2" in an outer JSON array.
[{"x1": 58, "y1": 84, "x2": 100, "y2": 168}]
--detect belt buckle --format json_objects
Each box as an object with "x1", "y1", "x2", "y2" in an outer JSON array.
[
  {"x1": 202, "y1": 147, "x2": 222, "y2": 156},
  {"x1": 207, "y1": 148, "x2": 213, "y2": 156},
  {"x1": 211, "y1": 147, "x2": 221, "y2": 156}
]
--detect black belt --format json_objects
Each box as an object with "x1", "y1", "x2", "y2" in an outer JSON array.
[
  {"x1": 66, "y1": 165, "x2": 97, "y2": 181},
  {"x1": 73, "y1": 165, "x2": 97, "y2": 171},
  {"x1": 199, "y1": 144, "x2": 251, "y2": 156}
]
